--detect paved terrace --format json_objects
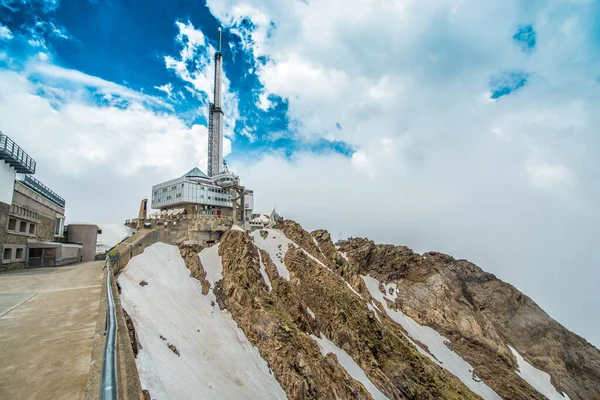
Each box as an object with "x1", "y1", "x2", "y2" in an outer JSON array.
[{"x1": 0, "y1": 261, "x2": 104, "y2": 400}]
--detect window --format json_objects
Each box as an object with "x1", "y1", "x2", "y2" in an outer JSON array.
[
  {"x1": 19, "y1": 221, "x2": 27, "y2": 233},
  {"x1": 8, "y1": 218, "x2": 16, "y2": 231},
  {"x1": 172, "y1": 185, "x2": 177, "y2": 190},
  {"x1": 15, "y1": 248, "x2": 23, "y2": 259},
  {"x1": 29, "y1": 224, "x2": 36, "y2": 234},
  {"x1": 163, "y1": 188, "x2": 167, "y2": 192},
  {"x1": 166, "y1": 195, "x2": 172, "y2": 200},
  {"x1": 3, "y1": 248, "x2": 11, "y2": 261}
]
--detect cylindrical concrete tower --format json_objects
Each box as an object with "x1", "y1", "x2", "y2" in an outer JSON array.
[
  {"x1": 67, "y1": 224, "x2": 98, "y2": 262},
  {"x1": 208, "y1": 28, "x2": 224, "y2": 177}
]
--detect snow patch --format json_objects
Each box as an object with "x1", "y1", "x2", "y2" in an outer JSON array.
[
  {"x1": 362, "y1": 275, "x2": 501, "y2": 400},
  {"x1": 508, "y1": 345, "x2": 570, "y2": 400},
  {"x1": 367, "y1": 302, "x2": 382, "y2": 323},
  {"x1": 339, "y1": 252, "x2": 349, "y2": 262},
  {"x1": 96, "y1": 223, "x2": 134, "y2": 254},
  {"x1": 251, "y1": 229, "x2": 292, "y2": 280},
  {"x1": 231, "y1": 225, "x2": 245, "y2": 232},
  {"x1": 198, "y1": 243, "x2": 223, "y2": 287},
  {"x1": 311, "y1": 235, "x2": 327, "y2": 259},
  {"x1": 252, "y1": 229, "x2": 362, "y2": 298},
  {"x1": 256, "y1": 248, "x2": 273, "y2": 291},
  {"x1": 307, "y1": 307, "x2": 316, "y2": 319},
  {"x1": 311, "y1": 333, "x2": 389, "y2": 400},
  {"x1": 118, "y1": 243, "x2": 287, "y2": 400}
]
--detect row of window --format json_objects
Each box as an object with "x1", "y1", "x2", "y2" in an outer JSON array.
[
  {"x1": 153, "y1": 185, "x2": 231, "y2": 196},
  {"x1": 2, "y1": 245, "x2": 26, "y2": 263},
  {"x1": 11, "y1": 205, "x2": 38, "y2": 221},
  {"x1": 7, "y1": 217, "x2": 36, "y2": 235},
  {"x1": 155, "y1": 195, "x2": 230, "y2": 203}
]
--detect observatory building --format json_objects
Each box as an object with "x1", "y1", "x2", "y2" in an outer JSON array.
[{"x1": 150, "y1": 28, "x2": 253, "y2": 227}]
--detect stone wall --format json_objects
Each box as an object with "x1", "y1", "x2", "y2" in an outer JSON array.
[
  {"x1": 1, "y1": 201, "x2": 28, "y2": 273},
  {"x1": 37, "y1": 215, "x2": 56, "y2": 241}
]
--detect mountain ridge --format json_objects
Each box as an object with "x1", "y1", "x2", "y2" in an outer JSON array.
[{"x1": 118, "y1": 218, "x2": 600, "y2": 399}]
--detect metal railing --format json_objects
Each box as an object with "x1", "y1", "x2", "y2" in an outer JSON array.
[
  {"x1": 0, "y1": 131, "x2": 36, "y2": 174},
  {"x1": 18, "y1": 174, "x2": 66, "y2": 208},
  {"x1": 101, "y1": 257, "x2": 118, "y2": 400}
]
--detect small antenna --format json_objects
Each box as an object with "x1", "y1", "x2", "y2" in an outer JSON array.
[{"x1": 218, "y1": 26, "x2": 222, "y2": 53}]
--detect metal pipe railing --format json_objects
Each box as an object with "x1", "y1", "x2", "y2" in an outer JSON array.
[{"x1": 101, "y1": 258, "x2": 118, "y2": 400}]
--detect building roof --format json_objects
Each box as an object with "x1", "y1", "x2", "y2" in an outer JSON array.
[{"x1": 183, "y1": 167, "x2": 208, "y2": 179}]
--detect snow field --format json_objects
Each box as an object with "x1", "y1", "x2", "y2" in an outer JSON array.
[
  {"x1": 508, "y1": 345, "x2": 570, "y2": 400},
  {"x1": 118, "y1": 242, "x2": 287, "y2": 400},
  {"x1": 251, "y1": 230, "x2": 293, "y2": 280},
  {"x1": 96, "y1": 223, "x2": 134, "y2": 253}
]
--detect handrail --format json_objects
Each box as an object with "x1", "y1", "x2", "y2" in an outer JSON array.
[
  {"x1": 101, "y1": 258, "x2": 118, "y2": 400},
  {"x1": 0, "y1": 131, "x2": 36, "y2": 174},
  {"x1": 18, "y1": 174, "x2": 66, "y2": 208}
]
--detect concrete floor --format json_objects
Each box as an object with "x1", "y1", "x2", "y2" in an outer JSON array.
[{"x1": 0, "y1": 261, "x2": 104, "y2": 400}]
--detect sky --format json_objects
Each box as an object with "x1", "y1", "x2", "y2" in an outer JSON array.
[{"x1": 1, "y1": 0, "x2": 599, "y2": 347}]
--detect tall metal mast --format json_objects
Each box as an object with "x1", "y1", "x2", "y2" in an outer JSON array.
[{"x1": 207, "y1": 27, "x2": 224, "y2": 177}]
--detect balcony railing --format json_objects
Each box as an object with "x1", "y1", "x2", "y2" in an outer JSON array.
[
  {"x1": 18, "y1": 174, "x2": 66, "y2": 208},
  {"x1": 0, "y1": 132, "x2": 36, "y2": 174}
]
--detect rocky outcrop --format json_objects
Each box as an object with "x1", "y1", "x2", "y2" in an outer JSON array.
[
  {"x1": 337, "y1": 237, "x2": 600, "y2": 400},
  {"x1": 179, "y1": 241, "x2": 209, "y2": 295},
  {"x1": 212, "y1": 227, "x2": 481, "y2": 400}
]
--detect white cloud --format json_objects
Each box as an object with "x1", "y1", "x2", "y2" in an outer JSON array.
[
  {"x1": 27, "y1": 63, "x2": 171, "y2": 109},
  {"x1": 0, "y1": 24, "x2": 13, "y2": 40},
  {"x1": 527, "y1": 162, "x2": 571, "y2": 192},
  {"x1": 0, "y1": 66, "x2": 225, "y2": 228},
  {"x1": 208, "y1": 0, "x2": 600, "y2": 347},
  {"x1": 165, "y1": 20, "x2": 240, "y2": 140},
  {"x1": 154, "y1": 82, "x2": 174, "y2": 98}
]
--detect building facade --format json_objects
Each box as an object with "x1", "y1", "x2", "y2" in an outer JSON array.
[{"x1": 1, "y1": 131, "x2": 81, "y2": 272}]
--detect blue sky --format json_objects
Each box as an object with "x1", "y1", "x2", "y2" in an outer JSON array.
[
  {"x1": 2, "y1": 0, "x2": 600, "y2": 347},
  {"x1": 1, "y1": 0, "x2": 353, "y2": 161}
]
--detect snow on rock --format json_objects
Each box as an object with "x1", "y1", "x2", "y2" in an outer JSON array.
[
  {"x1": 367, "y1": 302, "x2": 382, "y2": 323},
  {"x1": 251, "y1": 229, "x2": 292, "y2": 280},
  {"x1": 256, "y1": 249, "x2": 273, "y2": 291},
  {"x1": 119, "y1": 243, "x2": 287, "y2": 400},
  {"x1": 307, "y1": 307, "x2": 316, "y2": 319},
  {"x1": 339, "y1": 251, "x2": 349, "y2": 262},
  {"x1": 96, "y1": 223, "x2": 134, "y2": 254},
  {"x1": 311, "y1": 333, "x2": 389, "y2": 400},
  {"x1": 231, "y1": 225, "x2": 245, "y2": 232},
  {"x1": 362, "y1": 275, "x2": 502, "y2": 400},
  {"x1": 508, "y1": 345, "x2": 570, "y2": 400},
  {"x1": 252, "y1": 229, "x2": 363, "y2": 299},
  {"x1": 198, "y1": 243, "x2": 223, "y2": 287}
]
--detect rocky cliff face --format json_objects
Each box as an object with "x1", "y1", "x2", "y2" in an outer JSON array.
[
  {"x1": 122, "y1": 218, "x2": 600, "y2": 400},
  {"x1": 335, "y1": 236, "x2": 600, "y2": 400}
]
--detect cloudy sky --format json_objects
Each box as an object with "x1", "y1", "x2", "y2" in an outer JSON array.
[{"x1": 1, "y1": 0, "x2": 599, "y2": 346}]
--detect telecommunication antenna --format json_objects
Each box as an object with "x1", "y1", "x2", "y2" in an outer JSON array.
[{"x1": 218, "y1": 26, "x2": 222, "y2": 53}]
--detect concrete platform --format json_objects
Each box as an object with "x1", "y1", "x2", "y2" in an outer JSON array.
[{"x1": 0, "y1": 261, "x2": 104, "y2": 400}]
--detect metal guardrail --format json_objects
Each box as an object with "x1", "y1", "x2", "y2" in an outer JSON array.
[
  {"x1": 101, "y1": 257, "x2": 118, "y2": 400},
  {"x1": 18, "y1": 174, "x2": 66, "y2": 208},
  {"x1": 0, "y1": 132, "x2": 36, "y2": 174}
]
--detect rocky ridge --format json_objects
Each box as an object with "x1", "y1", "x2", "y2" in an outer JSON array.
[{"x1": 126, "y1": 218, "x2": 600, "y2": 400}]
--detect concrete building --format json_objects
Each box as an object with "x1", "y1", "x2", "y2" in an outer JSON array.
[
  {"x1": 1, "y1": 131, "x2": 82, "y2": 272},
  {"x1": 65, "y1": 224, "x2": 99, "y2": 262},
  {"x1": 150, "y1": 29, "x2": 254, "y2": 228}
]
